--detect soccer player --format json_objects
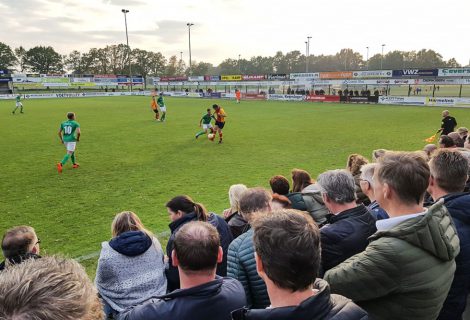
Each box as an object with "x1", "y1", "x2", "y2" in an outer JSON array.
[
  {"x1": 212, "y1": 104, "x2": 226, "y2": 144},
  {"x1": 235, "y1": 89, "x2": 241, "y2": 104},
  {"x1": 195, "y1": 108, "x2": 214, "y2": 139},
  {"x1": 57, "y1": 112, "x2": 81, "y2": 173},
  {"x1": 150, "y1": 95, "x2": 160, "y2": 121},
  {"x1": 157, "y1": 93, "x2": 167, "y2": 122},
  {"x1": 12, "y1": 94, "x2": 24, "y2": 114}
]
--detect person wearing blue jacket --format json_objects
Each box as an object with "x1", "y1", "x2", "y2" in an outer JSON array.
[{"x1": 428, "y1": 149, "x2": 470, "y2": 320}]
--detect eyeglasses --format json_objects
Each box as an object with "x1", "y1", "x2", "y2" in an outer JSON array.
[{"x1": 35, "y1": 238, "x2": 41, "y2": 245}]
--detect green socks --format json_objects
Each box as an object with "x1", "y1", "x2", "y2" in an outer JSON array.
[
  {"x1": 161, "y1": 113, "x2": 166, "y2": 121},
  {"x1": 71, "y1": 152, "x2": 76, "y2": 164},
  {"x1": 61, "y1": 154, "x2": 71, "y2": 165},
  {"x1": 196, "y1": 131, "x2": 205, "y2": 137}
]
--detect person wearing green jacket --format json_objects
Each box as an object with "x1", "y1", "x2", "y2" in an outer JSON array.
[{"x1": 324, "y1": 151, "x2": 460, "y2": 320}]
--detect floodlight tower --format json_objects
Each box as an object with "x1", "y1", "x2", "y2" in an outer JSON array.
[
  {"x1": 122, "y1": 9, "x2": 132, "y2": 92},
  {"x1": 366, "y1": 46, "x2": 369, "y2": 70},
  {"x1": 187, "y1": 23, "x2": 194, "y2": 75},
  {"x1": 381, "y1": 44, "x2": 386, "y2": 70},
  {"x1": 307, "y1": 36, "x2": 312, "y2": 72}
]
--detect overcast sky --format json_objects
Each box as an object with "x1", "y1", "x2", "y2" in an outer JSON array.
[{"x1": 1, "y1": 0, "x2": 469, "y2": 67}]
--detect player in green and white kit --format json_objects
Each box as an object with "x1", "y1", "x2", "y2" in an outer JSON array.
[
  {"x1": 195, "y1": 108, "x2": 215, "y2": 139},
  {"x1": 157, "y1": 93, "x2": 167, "y2": 122},
  {"x1": 12, "y1": 95, "x2": 24, "y2": 114},
  {"x1": 57, "y1": 112, "x2": 81, "y2": 173}
]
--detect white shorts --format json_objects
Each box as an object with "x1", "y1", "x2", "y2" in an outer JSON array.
[
  {"x1": 16, "y1": 102, "x2": 23, "y2": 107},
  {"x1": 202, "y1": 123, "x2": 213, "y2": 130},
  {"x1": 64, "y1": 142, "x2": 77, "y2": 152},
  {"x1": 160, "y1": 105, "x2": 167, "y2": 112}
]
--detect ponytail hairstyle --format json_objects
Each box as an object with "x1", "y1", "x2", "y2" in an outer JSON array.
[
  {"x1": 291, "y1": 168, "x2": 314, "y2": 193},
  {"x1": 111, "y1": 211, "x2": 154, "y2": 238},
  {"x1": 166, "y1": 195, "x2": 208, "y2": 222}
]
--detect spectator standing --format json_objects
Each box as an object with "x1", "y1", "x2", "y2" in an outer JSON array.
[
  {"x1": 359, "y1": 164, "x2": 389, "y2": 220},
  {"x1": 0, "y1": 226, "x2": 41, "y2": 271},
  {"x1": 120, "y1": 222, "x2": 246, "y2": 320},
  {"x1": 95, "y1": 211, "x2": 167, "y2": 317},
  {"x1": 224, "y1": 184, "x2": 249, "y2": 239},
  {"x1": 231, "y1": 209, "x2": 368, "y2": 320},
  {"x1": 346, "y1": 154, "x2": 370, "y2": 205},
  {"x1": 325, "y1": 152, "x2": 459, "y2": 320}
]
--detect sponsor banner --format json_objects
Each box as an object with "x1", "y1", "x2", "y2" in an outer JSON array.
[
  {"x1": 456, "y1": 98, "x2": 470, "y2": 106},
  {"x1": 203, "y1": 92, "x2": 222, "y2": 98},
  {"x1": 40, "y1": 74, "x2": 65, "y2": 78},
  {"x1": 349, "y1": 96, "x2": 370, "y2": 103},
  {"x1": 243, "y1": 93, "x2": 266, "y2": 100},
  {"x1": 267, "y1": 94, "x2": 304, "y2": 101},
  {"x1": 94, "y1": 82, "x2": 119, "y2": 86},
  {"x1": 41, "y1": 77, "x2": 69, "y2": 83},
  {"x1": 42, "y1": 83, "x2": 70, "y2": 87},
  {"x1": 392, "y1": 69, "x2": 438, "y2": 77},
  {"x1": 159, "y1": 76, "x2": 188, "y2": 81},
  {"x1": 221, "y1": 93, "x2": 236, "y2": 99},
  {"x1": 187, "y1": 92, "x2": 203, "y2": 97},
  {"x1": 242, "y1": 74, "x2": 266, "y2": 81},
  {"x1": 267, "y1": 74, "x2": 288, "y2": 80},
  {"x1": 320, "y1": 71, "x2": 353, "y2": 79},
  {"x1": 378, "y1": 96, "x2": 426, "y2": 105},
  {"x1": 95, "y1": 77, "x2": 118, "y2": 83},
  {"x1": 416, "y1": 78, "x2": 460, "y2": 85},
  {"x1": 204, "y1": 75, "x2": 221, "y2": 81},
  {"x1": 376, "y1": 79, "x2": 418, "y2": 85},
  {"x1": 12, "y1": 73, "x2": 27, "y2": 77},
  {"x1": 0, "y1": 94, "x2": 18, "y2": 100},
  {"x1": 71, "y1": 77, "x2": 93, "y2": 83},
  {"x1": 290, "y1": 73, "x2": 320, "y2": 81},
  {"x1": 70, "y1": 82, "x2": 96, "y2": 87},
  {"x1": 0, "y1": 77, "x2": 12, "y2": 83},
  {"x1": 13, "y1": 77, "x2": 42, "y2": 83},
  {"x1": 0, "y1": 69, "x2": 9, "y2": 75},
  {"x1": 221, "y1": 75, "x2": 242, "y2": 81},
  {"x1": 438, "y1": 68, "x2": 470, "y2": 77},
  {"x1": 305, "y1": 95, "x2": 340, "y2": 102},
  {"x1": 95, "y1": 74, "x2": 117, "y2": 78},
  {"x1": 426, "y1": 97, "x2": 456, "y2": 106},
  {"x1": 188, "y1": 76, "x2": 204, "y2": 81},
  {"x1": 462, "y1": 79, "x2": 470, "y2": 85},
  {"x1": 352, "y1": 70, "x2": 393, "y2": 78},
  {"x1": 155, "y1": 82, "x2": 169, "y2": 86}
]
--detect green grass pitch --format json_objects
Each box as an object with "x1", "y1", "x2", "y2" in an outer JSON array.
[{"x1": 1, "y1": 96, "x2": 468, "y2": 277}]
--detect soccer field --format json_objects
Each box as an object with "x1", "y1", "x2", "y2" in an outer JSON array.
[{"x1": 1, "y1": 97, "x2": 468, "y2": 276}]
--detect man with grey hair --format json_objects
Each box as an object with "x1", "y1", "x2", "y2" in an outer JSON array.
[
  {"x1": 439, "y1": 110, "x2": 457, "y2": 135},
  {"x1": 317, "y1": 169, "x2": 377, "y2": 273},
  {"x1": 360, "y1": 164, "x2": 389, "y2": 220},
  {"x1": 0, "y1": 256, "x2": 104, "y2": 320}
]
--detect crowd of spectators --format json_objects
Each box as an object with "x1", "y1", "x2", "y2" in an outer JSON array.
[{"x1": 2, "y1": 127, "x2": 470, "y2": 319}]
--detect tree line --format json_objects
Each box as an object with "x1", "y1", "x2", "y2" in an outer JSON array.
[{"x1": 0, "y1": 42, "x2": 464, "y2": 78}]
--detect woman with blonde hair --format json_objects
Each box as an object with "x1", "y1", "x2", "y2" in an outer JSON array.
[
  {"x1": 95, "y1": 211, "x2": 167, "y2": 319},
  {"x1": 346, "y1": 154, "x2": 370, "y2": 205},
  {"x1": 224, "y1": 184, "x2": 249, "y2": 239}
]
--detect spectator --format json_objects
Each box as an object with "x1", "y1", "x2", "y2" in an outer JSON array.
[
  {"x1": 0, "y1": 225, "x2": 41, "y2": 271},
  {"x1": 231, "y1": 209, "x2": 368, "y2": 320},
  {"x1": 439, "y1": 135, "x2": 456, "y2": 149},
  {"x1": 427, "y1": 150, "x2": 470, "y2": 320},
  {"x1": 224, "y1": 184, "x2": 249, "y2": 239},
  {"x1": 372, "y1": 149, "x2": 388, "y2": 162},
  {"x1": 95, "y1": 211, "x2": 167, "y2": 318},
  {"x1": 271, "y1": 193, "x2": 292, "y2": 210},
  {"x1": 448, "y1": 132, "x2": 465, "y2": 148},
  {"x1": 120, "y1": 222, "x2": 246, "y2": 320},
  {"x1": 346, "y1": 154, "x2": 370, "y2": 205},
  {"x1": 466, "y1": 136, "x2": 470, "y2": 150},
  {"x1": 457, "y1": 127, "x2": 468, "y2": 142},
  {"x1": 325, "y1": 152, "x2": 459, "y2": 320},
  {"x1": 165, "y1": 195, "x2": 233, "y2": 291},
  {"x1": 317, "y1": 170, "x2": 377, "y2": 273},
  {"x1": 0, "y1": 256, "x2": 104, "y2": 320},
  {"x1": 423, "y1": 144, "x2": 438, "y2": 158},
  {"x1": 359, "y1": 164, "x2": 389, "y2": 220},
  {"x1": 292, "y1": 168, "x2": 319, "y2": 193},
  {"x1": 228, "y1": 188, "x2": 272, "y2": 308}
]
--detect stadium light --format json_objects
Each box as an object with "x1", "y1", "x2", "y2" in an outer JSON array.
[
  {"x1": 305, "y1": 41, "x2": 308, "y2": 72},
  {"x1": 366, "y1": 46, "x2": 369, "y2": 70},
  {"x1": 180, "y1": 51, "x2": 183, "y2": 62},
  {"x1": 187, "y1": 23, "x2": 194, "y2": 75},
  {"x1": 238, "y1": 54, "x2": 241, "y2": 73},
  {"x1": 307, "y1": 36, "x2": 312, "y2": 73},
  {"x1": 381, "y1": 44, "x2": 386, "y2": 70},
  {"x1": 121, "y1": 9, "x2": 132, "y2": 92}
]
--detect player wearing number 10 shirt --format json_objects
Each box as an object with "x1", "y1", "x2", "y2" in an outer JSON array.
[{"x1": 57, "y1": 112, "x2": 81, "y2": 173}]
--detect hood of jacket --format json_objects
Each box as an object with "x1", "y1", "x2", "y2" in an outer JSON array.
[
  {"x1": 109, "y1": 230, "x2": 152, "y2": 257},
  {"x1": 370, "y1": 201, "x2": 459, "y2": 262}
]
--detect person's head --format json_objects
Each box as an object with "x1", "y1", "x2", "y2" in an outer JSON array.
[
  {"x1": 269, "y1": 175, "x2": 290, "y2": 195},
  {"x1": 442, "y1": 110, "x2": 450, "y2": 117},
  {"x1": 111, "y1": 211, "x2": 153, "y2": 238},
  {"x1": 271, "y1": 194, "x2": 292, "y2": 210},
  {"x1": 346, "y1": 154, "x2": 369, "y2": 176},
  {"x1": 317, "y1": 169, "x2": 356, "y2": 208},
  {"x1": 253, "y1": 209, "x2": 320, "y2": 292},
  {"x1": 206, "y1": 108, "x2": 211, "y2": 115},
  {"x1": 423, "y1": 144, "x2": 438, "y2": 158},
  {"x1": 239, "y1": 187, "x2": 272, "y2": 222},
  {"x1": 372, "y1": 149, "x2": 388, "y2": 162},
  {"x1": 439, "y1": 135, "x2": 456, "y2": 148},
  {"x1": 457, "y1": 127, "x2": 468, "y2": 139},
  {"x1": 291, "y1": 169, "x2": 314, "y2": 193},
  {"x1": 359, "y1": 163, "x2": 378, "y2": 199},
  {"x1": 166, "y1": 195, "x2": 208, "y2": 222},
  {"x1": 67, "y1": 112, "x2": 75, "y2": 120},
  {"x1": 172, "y1": 221, "x2": 222, "y2": 276},
  {"x1": 448, "y1": 132, "x2": 464, "y2": 148},
  {"x1": 374, "y1": 152, "x2": 430, "y2": 213},
  {"x1": 212, "y1": 104, "x2": 220, "y2": 111},
  {"x1": 428, "y1": 149, "x2": 469, "y2": 197},
  {"x1": 2, "y1": 226, "x2": 40, "y2": 259},
  {"x1": 228, "y1": 184, "x2": 248, "y2": 213},
  {"x1": 0, "y1": 256, "x2": 104, "y2": 320},
  {"x1": 159, "y1": 92, "x2": 163, "y2": 96}
]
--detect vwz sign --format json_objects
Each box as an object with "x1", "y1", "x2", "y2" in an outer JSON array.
[{"x1": 392, "y1": 69, "x2": 438, "y2": 77}]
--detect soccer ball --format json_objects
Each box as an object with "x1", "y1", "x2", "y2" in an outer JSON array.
[{"x1": 208, "y1": 133, "x2": 215, "y2": 141}]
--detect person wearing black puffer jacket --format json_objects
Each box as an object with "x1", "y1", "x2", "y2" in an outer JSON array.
[
  {"x1": 231, "y1": 210, "x2": 367, "y2": 320},
  {"x1": 166, "y1": 195, "x2": 233, "y2": 292},
  {"x1": 428, "y1": 150, "x2": 470, "y2": 320}
]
